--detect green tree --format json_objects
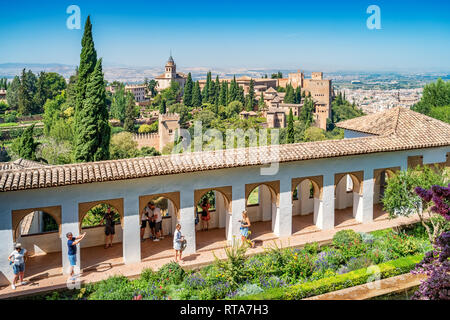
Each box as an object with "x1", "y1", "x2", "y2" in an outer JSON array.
[
  {"x1": 300, "y1": 96, "x2": 315, "y2": 126},
  {"x1": 74, "y1": 15, "x2": 98, "y2": 157},
  {"x1": 6, "y1": 76, "x2": 20, "y2": 110},
  {"x1": 429, "y1": 105, "x2": 450, "y2": 123},
  {"x1": 382, "y1": 165, "x2": 449, "y2": 243},
  {"x1": 12, "y1": 125, "x2": 40, "y2": 160},
  {"x1": 18, "y1": 69, "x2": 37, "y2": 115},
  {"x1": 147, "y1": 79, "x2": 158, "y2": 97},
  {"x1": 110, "y1": 85, "x2": 126, "y2": 121},
  {"x1": 294, "y1": 87, "x2": 302, "y2": 104},
  {"x1": 192, "y1": 81, "x2": 202, "y2": 108},
  {"x1": 109, "y1": 132, "x2": 139, "y2": 159},
  {"x1": 159, "y1": 99, "x2": 167, "y2": 115},
  {"x1": 287, "y1": 109, "x2": 294, "y2": 143},
  {"x1": 124, "y1": 92, "x2": 136, "y2": 132},
  {"x1": 258, "y1": 92, "x2": 265, "y2": 110},
  {"x1": 412, "y1": 78, "x2": 450, "y2": 116},
  {"x1": 284, "y1": 85, "x2": 295, "y2": 104},
  {"x1": 237, "y1": 86, "x2": 245, "y2": 104},
  {"x1": 303, "y1": 126, "x2": 326, "y2": 142},
  {"x1": 228, "y1": 76, "x2": 238, "y2": 103},
  {"x1": 183, "y1": 72, "x2": 193, "y2": 107},
  {"x1": 74, "y1": 58, "x2": 111, "y2": 162},
  {"x1": 246, "y1": 79, "x2": 255, "y2": 111},
  {"x1": 219, "y1": 81, "x2": 228, "y2": 106},
  {"x1": 33, "y1": 72, "x2": 66, "y2": 112}
]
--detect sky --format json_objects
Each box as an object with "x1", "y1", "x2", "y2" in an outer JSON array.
[{"x1": 1, "y1": 0, "x2": 450, "y2": 72}]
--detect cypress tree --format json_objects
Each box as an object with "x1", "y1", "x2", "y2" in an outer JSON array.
[
  {"x1": 246, "y1": 79, "x2": 255, "y2": 111},
  {"x1": 238, "y1": 86, "x2": 245, "y2": 104},
  {"x1": 18, "y1": 69, "x2": 37, "y2": 115},
  {"x1": 294, "y1": 87, "x2": 302, "y2": 104},
  {"x1": 202, "y1": 72, "x2": 212, "y2": 103},
  {"x1": 208, "y1": 73, "x2": 216, "y2": 103},
  {"x1": 6, "y1": 76, "x2": 20, "y2": 110},
  {"x1": 228, "y1": 76, "x2": 238, "y2": 103},
  {"x1": 183, "y1": 72, "x2": 193, "y2": 107},
  {"x1": 74, "y1": 16, "x2": 97, "y2": 158},
  {"x1": 75, "y1": 58, "x2": 111, "y2": 162},
  {"x1": 124, "y1": 92, "x2": 136, "y2": 132},
  {"x1": 219, "y1": 81, "x2": 227, "y2": 106},
  {"x1": 287, "y1": 109, "x2": 294, "y2": 144},
  {"x1": 159, "y1": 99, "x2": 167, "y2": 115},
  {"x1": 15, "y1": 124, "x2": 39, "y2": 160},
  {"x1": 284, "y1": 85, "x2": 295, "y2": 104},
  {"x1": 258, "y1": 92, "x2": 265, "y2": 110},
  {"x1": 192, "y1": 81, "x2": 202, "y2": 107},
  {"x1": 214, "y1": 75, "x2": 220, "y2": 104}
]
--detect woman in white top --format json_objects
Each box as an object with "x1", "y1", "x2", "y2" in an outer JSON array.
[
  {"x1": 8, "y1": 243, "x2": 28, "y2": 290},
  {"x1": 173, "y1": 224, "x2": 184, "y2": 263}
]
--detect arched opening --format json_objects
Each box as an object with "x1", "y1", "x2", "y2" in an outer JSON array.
[
  {"x1": 373, "y1": 167, "x2": 399, "y2": 220},
  {"x1": 11, "y1": 206, "x2": 62, "y2": 280},
  {"x1": 291, "y1": 176, "x2": 322, "y2": 234},
  {"x1": 245, "y1": 181, "x2": 279, "y2": 240},
  {"x1": 194, "y1": 188, "x2": 231, "y2": 251},
  {"x1": 139, "y1": 192, "x2": 180, "y2": 262},
  {"x1": 78, "y1": 199, "x2": 124, "y2": 271},
  {"x1": 334, "y1": 172, "x2": 362, "y2": 227}
]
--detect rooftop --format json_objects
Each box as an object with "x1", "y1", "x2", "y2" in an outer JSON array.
[{"x1": 0, "y1": 108, "x2": 449, "y2": 193}]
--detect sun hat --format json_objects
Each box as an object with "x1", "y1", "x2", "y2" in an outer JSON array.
[{"x1": 15, "y1": 243, "x2": 22, "y2": 249}]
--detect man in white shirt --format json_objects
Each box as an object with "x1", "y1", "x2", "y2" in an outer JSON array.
[{"x1": 149, "y1": 202, "x2": 164, "y2": 241}]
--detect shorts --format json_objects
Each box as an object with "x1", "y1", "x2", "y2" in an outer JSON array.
[
  {"x1": 105, "y1": 225, "x2": 115, "y2": 236},
  {"x1": 68, "y1": 254, "x2": 77, "y2": 266},
  {"x1": 155, "y1": 221, "x2": 162, "y2": 233},
  {"x1": 13, "y1": 263, "x2": 25, "y2": 274},
  {"x1": 149, "y1": 221, "x2": 156, "y2": 229},
  {"x1": 141, "y1": 220, "x2": 148, "y2": 229}
]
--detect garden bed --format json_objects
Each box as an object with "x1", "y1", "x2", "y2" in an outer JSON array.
[{"x1": 23, "y1": 222, "x2": 437, "y2": 300}]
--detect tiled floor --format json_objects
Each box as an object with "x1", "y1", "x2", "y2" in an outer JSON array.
[{"x1": 0, "y1": 205, "x2": 414, "y2": 299}]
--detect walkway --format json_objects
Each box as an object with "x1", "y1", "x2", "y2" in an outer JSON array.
[{"x1": 0, "y1": 207, "x2": 417, "y2": 299}]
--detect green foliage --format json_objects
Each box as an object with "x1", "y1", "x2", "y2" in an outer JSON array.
[
  {"x1": 109, "y1": 85, "x2": 126, "y2": 121},
  {"x1": 235, "y1": 284, "x2": 263, "y2": 297},
  {"x1": 4, "y1": 110, "x2": 18, "y2": 123},
  {"x1": 124, "y1": 92, "x2": 136, "y2": 132},
  {"x1": 303, "y1": 126, "x2": 326, "y2": 142},
  {"x1": 11, "y1": 124, "x2": 40, "y2": 160},
  {"x1": 81, "y1": 203, "x2": 120, "y2": 228},
  {"x1": 332, "y1": 230, "x2": 366, "y2": 262},
  {"x1": 6, "y1": 76, "x2": 20, "y2": 110},
  {"x1": 192, "y1": 81, "x2": 202, "y2": 108},
  {"x1": 428, "y1": 105, "x2": 450, "y2": 123},
  {"x1": 87, "y1": 276, "x2": 134, "y2": 300},
  {"x1": 157, "y1": 262, "x2": 186, "y2": 285},
  {"x1": 411, "y1": 78, "x2": 450, "y2": 116},
  {"x1": 213, "y1": 241, "x2": 249, "y2": 289},
  {"x1": 183, "y1": 72, "x2": 193, "y2": 107},
  {"x1": 286, "y1": 109, "x2": 294, "y2": 143},
  {"x1": 109, "y1": 132, "x2": 139, "y2": 160},
  {"x1": 138, "y1": 122, "x2": 158, "y2": 133}
]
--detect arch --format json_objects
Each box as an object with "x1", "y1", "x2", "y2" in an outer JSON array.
[
  {"x1": 374, "y1": 167, "x2": 399, "y2": 184},
  {"x1": 78, "y1": 199, "x2": 124, "y2": 233},
  {"x1": 245, "y1": 181, "x2": 279, "y2": 206},
  {"x1": 335, "y1": 171, "x2": 363, "y2": 195},
  {"x1": 194, "y1": 186, "x2": 232, "y2": 213},
  {"x1": 12, "y1": 206, "x2": 61, "y2": 242},
  {"x1": 139, "y1": 192, "x2": 180, "y2": 220},
  {"x1": 292, "y1": 176, "x2": 323, "y2": 199}
]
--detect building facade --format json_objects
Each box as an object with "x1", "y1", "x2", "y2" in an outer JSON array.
[{"x1": 155, "y1": 56, "x2": 187, "y2": 91}]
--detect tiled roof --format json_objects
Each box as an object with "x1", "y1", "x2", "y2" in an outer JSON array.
[
  {"x1": 0, "y1": 158, "x2": 46, "y2": 172},
  {"x1": 0, "y1": 108, "x2": 449, "y2": 193}
]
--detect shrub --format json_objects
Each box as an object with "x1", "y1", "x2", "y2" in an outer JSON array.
[
  {"x1": 213, "y1": 241, "x2": 249, "y2": 288},
  {"x1": 332, "y1": 230, "x2": 366, "y2": 261},
  {"x1": 257, "y1": 275, "x2": 286, "y2": 290},
  {"x1": 183, "y1": 273, "x2": 207, "y2": 290},
  {"x1": 235, "y1": 284, "x2": 263, "y2": 297},
  {"x1": 282, "y1": 250, "x2": 315, "y2": 282},
  {"x1": 384, "y1": 232, "x2": 420, "y2": 259},
  {"x1": 314, "y1": 249, "x2": 343, "y2": 271},
  {"x1": 88, "y1": 276, "x2": 134, "y2": 300},
  {"x1": 237, "y1": 254, "x2": 424, "y2": 300},
  {"x1": 157, "y1": 262, "x2": 186, "y2": 285},
  {"x1": 358, "y1": 232, "x2": 375, "y2": 244},
  {"x1": 140, "y1": 268, "x2": 158, "y2": 283},
  {"x1": 345, "y1": 256, "x2": 373, "y2": 272},
  {"x1": 303, "y1": 242, "x2": 319, "y2": 255},
  {"x1": 199, "y1": 280, "x2": 233, "y2": 300}
]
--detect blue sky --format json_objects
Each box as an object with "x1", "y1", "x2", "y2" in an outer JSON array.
[{"x1": 1, "y1": 0, "x2": 449, "y2": 71}]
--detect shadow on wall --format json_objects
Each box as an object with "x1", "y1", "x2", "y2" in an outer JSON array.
[{"x1": 0, "y1": 271, "x2": 10, "y2": 286}]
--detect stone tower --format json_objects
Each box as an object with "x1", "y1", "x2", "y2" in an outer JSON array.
[
  {"x1": 158, "y1": 113, "x2": 180, "y2": 151},
  {"x1": 164, "y1": 55, "x2": 176, "y2": 80}
]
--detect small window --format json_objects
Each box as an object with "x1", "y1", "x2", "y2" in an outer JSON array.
[
  {"x1": 346, "y1": 174, "x2": 353, "y2": 193},
  {"x1": 169, "y1": 129, "x2": 173, "y2": 134},
  {"x1": 309, "y1": 183, "x2": 314, "y2": 198}
]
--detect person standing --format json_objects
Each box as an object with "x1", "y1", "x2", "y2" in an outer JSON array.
[
  {"x1": 66, "y1": 232, "x2": 86, "y2": 281},
  {"x1": 8, "y1": 243, "x2": 28, "y2": 290},
  {"x1": 140, "y1": 203, "x2": 151, "y2": 242},
  {"x1": 150, "y1": 201, "x2": 163, "y2": 241},
  {"x1": 239, "y1": 210, "x2": 253, "y2": 248},
  {"x1": 173, "y1": 224, "x2": 184, "y2": 263},
  {"x1": 100, "y1": 206, "x2": 116, "y2": 249},
  {"x1": 200, "y1": 198, "x2": 211, "y2": 231}
]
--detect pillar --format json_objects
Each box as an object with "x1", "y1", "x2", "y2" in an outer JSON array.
[
  {"x1": 358, "y1": 169, "x2": 374, "y2": 223},
  {"x1": 316, "y1": 173, "x2": 334, "y2": 230},
  {"x1": 275, "y1": 176, "x2": 292, "y2": 237},
  {"x1": 0, "y1": 205, "x2": 13, "y2": 285},
  {"x1": 123, "y1": 195, "x2": 141, "y2": 264},
  {"x1": 179, "y1": 189, "x2": 196, "y2": 255},
  {"x1": 61, "y1": 201, "x2": 80, "y2": 275},
  {"x1": 230, "y1": 183, "x2": 245, "y2": 244}
]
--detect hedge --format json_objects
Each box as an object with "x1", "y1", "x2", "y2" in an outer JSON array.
[{"x1": 237, "y1": 254, "x2": 423, "y2": 300}]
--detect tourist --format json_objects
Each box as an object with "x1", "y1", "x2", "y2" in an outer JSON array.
[
  {"x1": 173, "y1": 224, "x2": 185, "y2": 263},
  {"x1": 200, "y1": 198, "x2": 211, "y2": 231},
  {"x1": 8, "y1": 243, "x2": 28, "y2": 290},
  {"x1": 140, "y1": 202, "x2": 152, "y2": 242},
  {"x1": 66, "y1": 232, "x2": 86, "y2": 281},
  {"x1": 148, "y1": 202, "x2": 157, "y2": 240},
  {"x1": 149, "y1": 201, "x2": 163, "y2": 241},
  {"x1": 100, "y1": 206, "x2": 116, "y2": 249},
  {"x1": 239, "y1": 210, "x2": 253, "y2": 248}
]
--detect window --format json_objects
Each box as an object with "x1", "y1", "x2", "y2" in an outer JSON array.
[{"x1": 346, "y1": 174, "x2": 354, "y2": 193}]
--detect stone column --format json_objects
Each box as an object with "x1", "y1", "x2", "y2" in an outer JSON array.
[
  {"x1": 61, "y1": 201, "x2": 80, "y2": 275},
  {"x1": 179, "y1": 189, "x2": 196, "y2": 255},
  {"x1": 316, "y1": 173, "x2": 334, "y2": 230},
  {"x1": 358, "y1": 169, "x2": 374, "y2": 223},
  {"x1": 123, "y1": 195, "x2": 141, "y2": 264},
  {"x1": 275, "y1": 176, "x2": 292, "y2": 237},
  {"x1": 0, "y1": 205, "x2": 13, "y2": 286},
  {"x1": 230, "y1": 183, "x2": 246, "y2": 244}
]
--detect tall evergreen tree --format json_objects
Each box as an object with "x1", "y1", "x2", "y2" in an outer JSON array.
[
  {"x1": 14, "y1": 125, "x2": 39, "y2": 161},
  {"x1": 159, "y1": 98, "x2": 167, "y2": 115},
  {"x1": 287, "y1": 109, "x2": 294, "y2": 144},
  {"x1": 237, "y1": 86, "x2": 245, "y2": 104},
  {"x1": 124, "y1": 92, "x2": 136, "y2": 132},
  {"x1": 284, "y1": 85, "x2": 295, "y2": 104},
  {"x1": 208, "y1": 73, "x2": 216, "y2": 103},
  {"x1": 18, "y1": 69, "x2": 37, "y2": 115},
  {"x1": 294, "y1": 86, "x2": 302, "y2": 104},
  {"x1": 75, "y1": 58, "x2": 110, "y2": 162},
  {"x1": 183, "y1": 72, "x2": 193, "y2": 107},
  {"x1": 300, "y1": 96, "x2": 315, "y2": 127},
  {"x1": 214, "y1": 75, "x2": 220, "y2": 104},
  {"x1": 228, "y1": 76, "x2": 238, "y2": 103},
  {"x1": 202, "y1": 72, "x2": 212, "y2": 103},
  {"x1": 219, "y1": 81, "x2": 227, "y2": 106},
  {"x1": 258, "y1": 92, "x2": 265, "y2": 110},
  {"x1": 246, "y1": 79, "x2": 255, "y2": 111},
  {"x1": 74, "y1": 16, "x2": 98, "y2": 156},
  {"x1": 6, "y1": 76, "x2": 20, "y2": 110},
  {"x1": 192, "y1": 81, "x2": 202, "y2": 107}
]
